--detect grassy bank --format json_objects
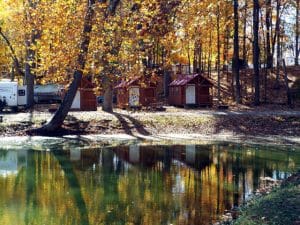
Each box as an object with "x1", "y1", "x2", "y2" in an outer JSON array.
[{"x1": 233, "y1": 172, "x2": 300, "y2": 225}]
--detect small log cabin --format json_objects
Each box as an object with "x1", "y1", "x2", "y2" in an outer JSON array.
[
  {"x1": 168, "y1": 74, "x2": 213, "y2": 107},
  {"x1": 71, "y1": 77, "x2": 97, "y2": 111},
  {"x1": 115, "y1": 77, "x2": 157, "y2": 109}
]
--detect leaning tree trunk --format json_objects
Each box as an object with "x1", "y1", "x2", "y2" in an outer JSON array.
[
  {"x1": 32, "y1": 0, "x2": 96, "y2": 134},
  {"x1": 253, "y1": 0, "x2": 260, "y2": 105}
]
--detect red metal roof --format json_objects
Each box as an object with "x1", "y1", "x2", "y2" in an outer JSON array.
[
  {"x1": 169, "y1": 74, "x2": 214, "y2": 86},
  {"x1": 115, "y1": 80, "x2": 127, "y2": 89},
  {"x1": 115, "y1": 76, "x2": 158, "y2": 89},
  {"x1": 169, "y1": 74, "x2": 198, "y2": 86},
  {"x1": 115, "y1": 77, "x2": 140, "y2": 89}
]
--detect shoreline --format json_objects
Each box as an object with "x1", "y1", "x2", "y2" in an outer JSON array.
[
  {"x1": 1, "y1": 107, "x2": 300, "y2": 148},
  {"x1": 216, "y1": 171, "x2": 300, "y2": 225},
  {"x1": 229, "y1": 171, "x2": 300, "y2": 225},
  {"x1": 1, "y1": 133, "x2": 300, "y2": 150}
]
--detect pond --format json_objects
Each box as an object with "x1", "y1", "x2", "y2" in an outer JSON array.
[{"x1": 0, "y1": 143, "x2": 299, "y2": 225}]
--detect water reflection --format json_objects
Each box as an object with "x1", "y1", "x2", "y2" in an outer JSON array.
[
  {"x1": 0, "y1": 144, "x2": 299, "y2": 225},
  {"x1": 0, "y1": 151, "x2": 27, "y2": 177}
]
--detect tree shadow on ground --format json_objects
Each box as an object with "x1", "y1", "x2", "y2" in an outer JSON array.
[
  {"x1": 110, "y1": 112, "x2": 151, "y2": 139},
  {"x1": 211, "y1": 113, "x2": 300, "y2": 145},
  {"x1": 64, "y1": 115, "x2": 90, "y2": 130}
]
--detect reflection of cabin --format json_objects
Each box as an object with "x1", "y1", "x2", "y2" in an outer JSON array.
[
  {"x1": 71, "y1": 77, "x2": 97, "y2": 111},
  {"x1": 114, "y1": 77, "x2": 157, "y2": 108},
  {"x1": 0, "y1": 151, "x2": 27, "y2": 177},
  {"x1": 112, "y1": 145, "x2": 212, "y2": 172},
  {"x1": 168, "y1": 74, "x2": 213, "y2": 107}
]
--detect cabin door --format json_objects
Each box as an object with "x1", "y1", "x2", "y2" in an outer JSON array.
[
  {"x1": 186, "y1": 84, "x2": 196, "y2": 104},
  {"x1": 129, "y1": 87, "x2": 140, "y2": 107}
]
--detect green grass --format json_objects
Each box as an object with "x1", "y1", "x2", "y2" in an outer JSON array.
[{"x1": 234, "y1": 181, "x2": 300, "y2": 225}]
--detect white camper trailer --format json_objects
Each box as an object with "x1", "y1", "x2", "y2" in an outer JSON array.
[{"x1": 0, "y1": 79, "x2": 27, "y2": 111}]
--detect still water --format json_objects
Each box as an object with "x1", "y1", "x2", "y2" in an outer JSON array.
[{"x1": 0, "y1": 143, "x2": 299, "y2": 225}]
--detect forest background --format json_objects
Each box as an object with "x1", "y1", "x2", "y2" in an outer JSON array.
[{"x1": 0, "y1": 0, "x2": 299, "y2": 132}]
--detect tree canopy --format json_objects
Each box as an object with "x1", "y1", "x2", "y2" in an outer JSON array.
[{"x1": 0, "y1": 0, "x2": 299, "y2": 109}]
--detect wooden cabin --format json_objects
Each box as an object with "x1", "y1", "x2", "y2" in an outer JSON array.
[
  {"x1": 168, "y1": 74, "x2": 213, "y2": 107},
  {"x1": 71, "y1": 77, "x2": 97, "y2": 111},
  {"x1": 115, "y1": 77, "x2": 157, "y2": 109}
]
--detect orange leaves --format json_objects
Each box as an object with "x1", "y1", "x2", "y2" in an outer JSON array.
[{"x1": 0, "y1": 0, "x2": 236, "y2": 87}]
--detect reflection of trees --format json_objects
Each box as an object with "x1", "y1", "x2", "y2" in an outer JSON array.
[
  {"x1": 101, "y1": 148, "x2": 178, "y2": 224},
  {"x1": 52, "y1": 151, "x2": 89, "y2": 225},
  {"x1": 0, "y1": 150, "x2": 90, "y2": 225},
  {"x1": 100, "y1": 150, "x2": 124, "y2": 225},
  {"x1": 20, "y1": 151, "x2": 90, "y2": 225},
  {"x1": 111, "y1": 144, "x2": 299, "y2": 224},
  {"x1": 0, "y1": 144, "x2": 298, "y2": 225},
  {"x1": 232, "y1": 145, "x2": 240, "y2": 208},
  {"x1": 25, "y1": 152, "x2": 37, "y2": 225}
]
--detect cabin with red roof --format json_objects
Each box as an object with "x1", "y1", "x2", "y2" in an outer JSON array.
[
  {"x1": 168, "y1": 74, "x2": 213, "y2": 107},
  {"x1": 114, "y1": 77, "x2": 157, "y2": 109}
]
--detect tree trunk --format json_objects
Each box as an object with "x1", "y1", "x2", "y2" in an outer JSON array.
[
  {"x1": 253, "y1": 0, "x2": 260, "y2": 105},
  {"x1": 25, "y1": 39, "x2": 35, "y2": 108},
  {"x1": 272, "y1": 0, "x2": 281, "y2": 71},
  {"x1": 24, "y1": 0, "x2": 40, "y2": 108},
  {"x1": 224, "y1": 26, "x2": 230, "y2": 82},
  {"x1": 31, "y1": 0, "x2": 96, "y2": 134},
  {"x1": 208, "y1": 28, "x2": 212, "y2": 77},
  {"x1": 242, "y1": 0, "x2": 248, "y2": 63},
  {"x1": 102, "y1": 82, "x2": 113, "y2": 112},
  {"x1": 199, "y1": 43, "x2": 202, "y2": 72},
  {"x1": 187, "y1": 43, "x2": 191, "y2": 74},
  {"x1": 217, "y1": 2, "x2": 221, "y2": 103},
  {"x1": 266, "y1": 0, "x2": 273, "y2": 69},
  {"x1": 203, "y1": 51, "x2": 207, "y2": 73},
  {"x1": 295, "y1": 0, "x2": 299, "y2": 65},
  {"x1": 260, "y1": 9, "x2": 268, "y2": 103},
  {"x1": 193, "y1": 42, "x2": 198, "y2": 73},
  {"x1": 101, "y1": 36, "x2": 122, "y2": 113},
  {"x1": 233, "y1": 0, "x2": 241, "y2": 103},
  {"x1": 275, "y1": 0, "x2": 281, "y2": 88}
]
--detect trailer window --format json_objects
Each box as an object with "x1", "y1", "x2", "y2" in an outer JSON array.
[{"x1": 18, "y1": 90, "x2": 26, "y2": 96}]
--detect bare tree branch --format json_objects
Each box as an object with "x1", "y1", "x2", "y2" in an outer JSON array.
[{"x1": 0, "y1": 27, "x2": 24, "y2": 76}]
